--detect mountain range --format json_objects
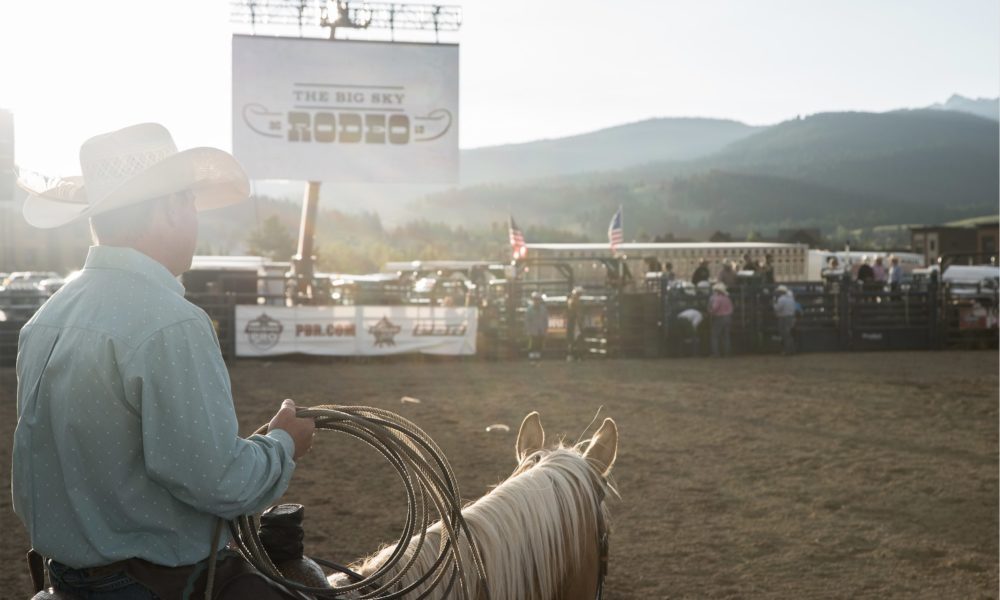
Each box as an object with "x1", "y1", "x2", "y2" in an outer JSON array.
[
  {"x1": 406, "y1": 95, "x2": 999, "y2": 239},
  {"x1": 459, "y1": 117, "x2": 761, "y2": 185},
  {"x1": 927, "y1": 94, "x2": 999, "y2": 121}
]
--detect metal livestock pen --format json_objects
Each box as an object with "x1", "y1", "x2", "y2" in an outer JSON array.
[{"x1": 1, "y1": 268, "x2": 995, "y2": 366}]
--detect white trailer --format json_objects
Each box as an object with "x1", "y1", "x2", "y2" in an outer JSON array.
[
  {"x1": 806, "y1": 250, "x2": 925, "y2": 281},
  {"x1": 523, "y1": 242, "x2": 809, "y2": 287}
]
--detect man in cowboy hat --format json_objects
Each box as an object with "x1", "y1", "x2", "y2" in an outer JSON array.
[
  {"x1": 773, "y1": 285, "x2": 798, "y2": 355},
  {"x1": 708, "y1": 282, "x2": 733, "y2": 357},
  {"x1": 13, "y1": 123, "x2": 315, "y2": 598},
  {"x1": 525, "y1": 291, "x2": 549, "y2": 360},
  {"x1": 565, "y1": 286, "x2": 584, "y2": 362}
]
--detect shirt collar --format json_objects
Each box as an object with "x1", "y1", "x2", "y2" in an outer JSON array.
[{"x1": 83, "y1": 246, "x2": 186, "y2": 296}]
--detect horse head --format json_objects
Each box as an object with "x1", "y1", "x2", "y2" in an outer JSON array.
[
  {"x1": 513, "y1": 410, "x2": 618, "y2": 478},
  {"x1": 507, "y1": 411, "x2": 618, "y2": 600}
]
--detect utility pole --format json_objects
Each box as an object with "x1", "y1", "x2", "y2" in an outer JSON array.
[{"x1": 291, "y1": 181, "x2": 321, "y2": 302}]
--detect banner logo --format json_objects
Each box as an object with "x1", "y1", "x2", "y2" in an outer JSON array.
[
  {"x1": 412, "y1": 321, "x2": 467, "y2": 336},
  {"x1": 369, "y1": 316, "x2": 402, "y2": 347},
  {"x1": 245, "y1": 313, "x2": 284, "y2": 351}
]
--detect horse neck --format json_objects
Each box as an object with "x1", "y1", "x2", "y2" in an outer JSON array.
[{"x1": 347, "y1": 449, "x2": 607, "y2": 600}]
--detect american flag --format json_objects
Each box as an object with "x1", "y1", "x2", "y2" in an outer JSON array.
[
  {"x1": 508, "y1": 215, "x2": 527, "y2": 260},
  {"x1": 608, "y1": 206, "x2": 624, "y2": 253}
]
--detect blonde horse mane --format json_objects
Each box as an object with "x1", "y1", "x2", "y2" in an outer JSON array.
[{"x1": 331, "y1": 418, "x2": 618, "y2": 600}]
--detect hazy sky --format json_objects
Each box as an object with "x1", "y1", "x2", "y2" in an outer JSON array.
[{"x1": 1, "y1": 0, "x2": 997, "y2": 175}]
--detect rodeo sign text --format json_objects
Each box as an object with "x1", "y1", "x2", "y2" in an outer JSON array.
[{"x1": 232, "y1": 35, "x2": 459, "y2": 183}]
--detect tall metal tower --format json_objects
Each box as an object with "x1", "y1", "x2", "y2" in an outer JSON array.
[{"x1": 231, "y1": 1, "x2": 461, "y2": 43}]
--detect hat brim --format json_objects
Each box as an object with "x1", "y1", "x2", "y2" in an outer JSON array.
[{"x1": 22, "y1": 147, "x2": 249, "y2": 229}]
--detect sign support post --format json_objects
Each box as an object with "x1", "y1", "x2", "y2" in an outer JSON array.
[{"x1": 292, "y1": 180, "x2": 321, "y2": 303}]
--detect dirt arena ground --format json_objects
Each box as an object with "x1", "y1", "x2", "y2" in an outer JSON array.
[{"x1": 0, "y1": 351, "x2": 996, "y2": 599}]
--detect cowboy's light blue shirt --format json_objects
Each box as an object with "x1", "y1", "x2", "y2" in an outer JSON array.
[{"x1": 13, "y1": 246, "x2": 296, "y2": 568}]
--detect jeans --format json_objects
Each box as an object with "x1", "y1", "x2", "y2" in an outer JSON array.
[
  {"x1": 48, "y1": 560, "x2": 159, "y2": 600},
  {"x1": 673, "y1": 319, "x2": 700, "y2": 357},
  {"x1": 566, "y1": 317, "x2": 580, "y2": 359},
  {"x1": 710, "y1": 314, "x2": 732, "y2": 357},
  {"x1": 777, "y1": 316, "x2": 796, "y2": 354},
  {"x1": 528, "y1": 334, "x2": 545, "y2": 357}
]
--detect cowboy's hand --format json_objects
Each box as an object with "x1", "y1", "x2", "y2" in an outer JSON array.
[{"x1": 267, "y1": 399, "x2": 315, "y2": 461}]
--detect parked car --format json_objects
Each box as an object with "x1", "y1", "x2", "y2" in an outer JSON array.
[
  {"x1": 2, "y1": 271, "x2": 61, "y2": 291},
  {"x1": 0, "y1": 272, "x2": 57, "y2": 320},
  {"x1": 38, "y1": 270, "x2": 82, "y2": 295},
  {"x1": 942, "y1": 265, "x2": 1000, "y2": 297},
  {"x1": 38, "y1": 277, "x2": 64, "y2": 295}
]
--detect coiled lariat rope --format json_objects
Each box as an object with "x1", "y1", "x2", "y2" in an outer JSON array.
[{"x1": 225, "y1": 405, "x2": 491, "y2": 600}]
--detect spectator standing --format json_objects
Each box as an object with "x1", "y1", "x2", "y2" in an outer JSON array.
[
  {"x1": 565, "y1": 287, "x2": 584, "y2": 361},
  {"x1": 741, "y1": 252, "x2": 758, "y2": 273},
  {"x1": 691, "y1": 258, "x2": 711, "y2": 286},
  {"x1": 663, "y1": 262, "x2": 676, "y2": 283},
  {"x1": 673, "y1": 308, "x2": 703, "y2": 357},
  {"x1": 857, "y1": 256, "x2": 875, "y2": 284},
  {"x1": 718, "y1": 260, "x2": 738, "y2": 289},
  {"x1": 872, "y1": 256, "x2": 887, "y2": 284},
  {"x1": 708, "y1": 282, "x2": 734, "y2": 357},
  {"x1": 888, "y1": 256, "x2": 904, "y2": 292},
  {"x1": 773, "y1": 285, "x2": 798, "y2": 355},
  {"x1": 760, "y1": 254, "x2": 776, "y2": 285},
  {"x1": 525, "y1": 291, "x2": 549, "y2": 360}
]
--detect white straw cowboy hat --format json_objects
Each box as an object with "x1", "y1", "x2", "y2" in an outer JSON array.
[
  {"x1": 775, "y1": 285, "x2": 790, "y2": 294},
  {"x1": 19, "y1": 123, "x2": 250, "y2": 229},
  {"x1": 712, "y1": 282, "x2": 728, "y2": 294}
]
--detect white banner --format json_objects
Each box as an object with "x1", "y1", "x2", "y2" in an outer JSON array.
[
  {"x1": 236, "y1": 305, "x2": 477, "y2": 357},
  {"x1": 232, "y1": 35, "x2": 459, "y2": 183}
]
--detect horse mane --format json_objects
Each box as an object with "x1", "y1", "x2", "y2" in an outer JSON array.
[{"x1": 341, "y1": 444, "x2": 612, "y2": 599}]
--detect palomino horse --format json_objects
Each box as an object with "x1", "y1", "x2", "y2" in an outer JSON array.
[{"x1": 329, "y1": 411, "x2": 619, "y2": 599}]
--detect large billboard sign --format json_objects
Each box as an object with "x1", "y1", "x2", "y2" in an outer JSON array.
[{"x1": 232, "y1": 35, "x2": 458, "y2": 183}]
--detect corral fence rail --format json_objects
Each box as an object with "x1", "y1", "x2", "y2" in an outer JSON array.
[{"x1": 1, "y1": 273, "x2": 997, "y2": 366}]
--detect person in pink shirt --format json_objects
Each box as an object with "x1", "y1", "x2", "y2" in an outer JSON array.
[
  {"x1": 872, "y1": 256, "x2": 887, "y2": 284},
  {"x1": 708, "y1": 282, "x2": 734, "y2": 357}
]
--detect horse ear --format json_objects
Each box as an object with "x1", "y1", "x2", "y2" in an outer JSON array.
[
  {"x1": 516, "y1": 411, "x2": 545, "y2": 462},
  {"x1": 583, "y1": 418, "x2": 618, "y2": 476}
]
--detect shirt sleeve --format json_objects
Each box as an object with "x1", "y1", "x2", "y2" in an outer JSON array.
[{"x1": 122, "y1": 316, "x2": 296, "y2": 520}]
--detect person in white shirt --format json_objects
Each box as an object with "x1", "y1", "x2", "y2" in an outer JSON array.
[
  {"x1": 674, "y1": 308, "x2": 703, "y2": 356},
  {"x1": 773, "y1": 285, "x2": 798, "y2": 355},
  {"x1": 888, "y1": 256, "x2": 904, "y2": 292}
]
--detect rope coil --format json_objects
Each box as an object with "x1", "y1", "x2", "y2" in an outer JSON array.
[{"x1": 229, "y1": 405, "x2": 491, "y2": 599}]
